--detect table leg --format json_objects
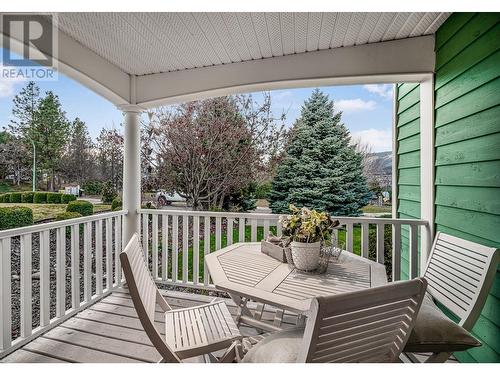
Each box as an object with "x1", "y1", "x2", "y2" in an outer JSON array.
[{"x1": 228, "y1": 293, "x2": 284, "y2": 333}]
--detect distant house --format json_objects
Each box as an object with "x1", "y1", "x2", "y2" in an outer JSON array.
[{"x1": 64, "y1": 184, "x2": 81, "y2": 196}]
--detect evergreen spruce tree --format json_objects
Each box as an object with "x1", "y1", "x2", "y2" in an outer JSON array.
[{"x1": 269, "y1": 89, "x2": 370, "y2": 215}]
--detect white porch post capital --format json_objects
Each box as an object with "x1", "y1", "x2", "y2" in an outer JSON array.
[{"x1": 120, "y1": 104, "x2": 143, "y2": 245}]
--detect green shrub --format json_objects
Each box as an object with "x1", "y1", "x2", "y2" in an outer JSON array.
[
  {"x1": 255, "y1": 181, "x2": 272, "y2": 199},
  {"x1": 0, "y1": 207, "x2": 34, "y2": 230},
  {"x1": 55, "y1": 211, "x2": 83, "y2": 221},
  {"x1": 33, "y1": 192, "x2": 47, "y2": 203},
  {"x1": 111, "y1": 197, "x2": 122, "y2": 210},
  {"x1": 0, "y1": 195, "x2": 4, "y2": 203},
  {"x1": 61, "y1": 194, "x2": 77, "y2": 204},
  {"x1": 21, "y1": 191, "x2": 34, "y2": 203},
  {"x1": 66, "y1": 200, "x2": 93, "y2": 216},
  {"x1": 101, "y1": 181, "x2": 117, "y2": 204},
  {"x1": 2, "y1": 193, "x2": 12, "y2": 203},
  {"x1": 47, "y1": 192, "x2": 62, "y2": 204},
  {"x1": 82, "y1": 181, "x2": 103, "y2": 195},
  {"x1": 9, "y1": 192, "x2": 22, "y2": 203}
]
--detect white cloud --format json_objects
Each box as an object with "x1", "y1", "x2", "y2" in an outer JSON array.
[
  {"x1": 363, "y1": 84, "x2": 393, "y2": 99},
  {"x1": 0, "y1": 66, "x2": 26, "y2": 98},
  {"x1": 351, "y1": 128, "x2": 392, "y2": 153},
  {"x1": 336, "y1": 98, "x2": 376, "y2": 113}
]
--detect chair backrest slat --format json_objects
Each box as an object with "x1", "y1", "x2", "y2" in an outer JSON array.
[
  {"x1": 423, "y1": 232, "x2": 499, "y2": 330},
  {"x1": 120, "y1": 234, "x2": 180, "y2": 362},
  {"x1": 297, "y1": 278, "x2": 427, "y2": 363}
]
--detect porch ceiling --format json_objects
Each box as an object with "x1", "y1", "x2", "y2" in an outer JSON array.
[
  {"x1": 57, "y1": 12, "x2": 450, "y2": 76},
  {"x1": 3, "y1": 12, "x2": 450, "y2": 108}
]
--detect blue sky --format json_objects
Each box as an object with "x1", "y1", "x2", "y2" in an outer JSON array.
[{"x1": 1, "y1": 50, "x2": 393, "y2": 152}]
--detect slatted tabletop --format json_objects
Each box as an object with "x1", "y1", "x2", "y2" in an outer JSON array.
[{"x1": 205, "y1": 243, "x2": 388, "y2": 312}]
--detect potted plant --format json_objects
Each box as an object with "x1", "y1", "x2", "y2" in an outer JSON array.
[{"x1": 279, "y1": 204, "x2": 338, "y2": 271}]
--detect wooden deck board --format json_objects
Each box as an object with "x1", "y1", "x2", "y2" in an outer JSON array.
[{"x1": 0, "y1": 287, "x2": 458, "y2": 363}]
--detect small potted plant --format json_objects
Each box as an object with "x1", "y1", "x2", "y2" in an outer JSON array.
[{"x1": 279, "y1": 204, "x2": 337, "y2": 271}]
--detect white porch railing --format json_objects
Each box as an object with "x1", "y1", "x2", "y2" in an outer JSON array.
[
  {"x1": 0, "y1": 207, "x2": 428, "y2": 358},
  {"x1": 0, "y1": 210, "x2": 126, "y2": 357},
  {"x1": 139, "y1": 209, "x2": 429, "y2": 289}
]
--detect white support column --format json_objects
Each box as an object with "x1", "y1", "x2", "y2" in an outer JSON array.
[
  {"x1": 419, "y1": 74, "x2": 435, "y2": 275},
  {"x1": 391, "y1": 83, "x2": 399, "y2": 220},
  {"x1": 120, "y1": 104, "x2": 143, "y2": 245}
]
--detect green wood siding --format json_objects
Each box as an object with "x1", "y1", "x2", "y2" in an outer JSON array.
[
  {"x1": 434, "y1": 12, "x2": 500, "y2": 363},
  {"x1": 395, "y1": 83, "x2": 421, "y2": 281}
]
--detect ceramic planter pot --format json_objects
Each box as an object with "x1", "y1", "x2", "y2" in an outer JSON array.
[{"x1": 290, "y1": 241, "x2": 321, "y2": 271}]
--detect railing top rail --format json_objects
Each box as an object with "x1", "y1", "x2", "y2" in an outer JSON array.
[
  {"x1": 139, "y1": 208, "x2": 428, "y2": 226},
  {"x1": 0, "y1": 210, "x2": 128, "y2": 239}
]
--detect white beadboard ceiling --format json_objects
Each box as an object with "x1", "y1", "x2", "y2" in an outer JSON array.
[{"x1": 56, "y1": 12, "x2": 451, "y2": 77}]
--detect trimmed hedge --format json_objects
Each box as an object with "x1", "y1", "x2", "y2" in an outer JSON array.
[
  {"x1": 47, "y1": 192, "x2": 62, "y2": 204},
  {"x1": 111, "y1": 197, "x2": 122, "y2": 210},
  {"x1": 33, "y1": 192, "x2": 47, "y2": 203},
  {"x1": 66, "y1": 200, "x2": 93, "y2": 216},
  {"x1": 21, "y1": 191, "x2": 35, "y2": 203},
  {"x1": 9, "y1": 192, "x2": 22, "y2": 203},
  {"x1": 0, "y1": 194, "x2": 5, "y2": 203},
  {"x1": 55, "y1": 211, "x2": 83, "y2": 221},
  {"x1": 0, "y1": 207, "x2": 34, "y2": 230},
  {"x1": 2, "y1": 193, "x2": 12, "y2": 203},
  {"x1": 62, "y1": 194, "x2": 77, "y2": 204}
]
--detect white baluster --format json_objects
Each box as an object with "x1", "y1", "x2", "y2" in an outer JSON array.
[
  {"x1": 40, "y1": 230, "x2": 50, "y2": 326},
  {"x1": 106, "y1": 218, "x2": 113, "y2": 291},
  {"x1": 20, "y1": 234, "x2": 32, "y2": 337},
  {"x1": 227, "y1": 218, "x2": 233, "y2": 246},
  {"x1": 182, "y1": 215, "x2": 189, "y2": 282},
  {"x1": 346, "y1": 223, "x2": 353, "y2": 252},
  {"x1": 172, "y1": 215, "x2": 179, "y2": 282},
  {"x1": 193, "y1": 216, "x2": 200, "y2": 284},
  {"x1": 263, "y1": 219, "x2": 270, "y2": 240},
  {"x1": 215, "y1": 216, "x2": 221, "y2": 250},
  {"x1": 238, "y1": 217, "x2": 245, "y2": 243},
  {"x1": 55, "y1": 228, "x2": 65, "y2": 318},
  {"x1": 204, "y1": 216, "x2": 210, "y2": 285},
  {"x1": 251, "y1": 219, "x2": 257, "y2": 242},
  {"x1": 71, "y1": 224, "x2": 80, "y2": 309},
  {"x1": 152, "y1": 214, "x2": 158, "y2": 279},
  {"x1": 83, "y1": 222, "x2": 91, "y2": 302},
  {"x1": 115, "y1": 215, "x2": 122, "y2": 285},
  {"x1": 409, "y1": 224, "x2": 419, "y2": 279},
  {"x1": 376, "y1": 224, "x2": 385, "y2": 265},
  {"x1": 162, "y1": 214, "x2": 168, "y2": 280},
  {"x1": 95, "y1": 220, "x2": 103, "y2": 295},
  {"x1": 361, "y1": 222, "x2": 369, "y2": 258},
  {"x1": 392, "y1": 223, "x2": 402, "y2": 281}
]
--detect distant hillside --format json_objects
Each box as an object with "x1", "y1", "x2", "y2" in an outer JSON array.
[
  {"x1": 364, "y1": 151, "x2": 392, "y2": 188},
  {"x1": 366, "y1": 151, "x2": 392, "y2": 175}
]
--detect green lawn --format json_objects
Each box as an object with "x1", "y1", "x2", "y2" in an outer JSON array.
[
  {"x1": 362, "y1": 204, "x2": 392, "y2": 213},
  {"x1": 0, "y1": 202, "x2": 112, "y2": 222}
]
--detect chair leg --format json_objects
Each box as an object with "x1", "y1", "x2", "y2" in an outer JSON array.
[
  {"x1": 402, "y1": 351, "x2": 452, "y2": 363},
  {"x1": 218, "y1": 341, "x2": 240, "y2": 363},
  {"x1": 424, "y1": 352, "x2": 452, "y2": 363}
]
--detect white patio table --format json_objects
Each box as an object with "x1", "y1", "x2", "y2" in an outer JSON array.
[{"x1": 205, "y1": 242, "x2": 388, "y2": 332}]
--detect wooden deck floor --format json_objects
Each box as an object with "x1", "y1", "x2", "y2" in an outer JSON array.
[
  {"x1": 1, "y1": 287, "x2": 296, "y2": 363},
  {"x1": 1, "y1": 287, "x2": 458, "y2": 363}
]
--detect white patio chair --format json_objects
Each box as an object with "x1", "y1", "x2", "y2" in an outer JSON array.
[
  {"x1": 403, "y1": 232, "x2": 499, "y2": 362},
  {"x1": 240, "y1": 278, "x2": 427, "y2": 363},
  {"x1": 120, "y1": 234, "x2": 242, "y2": 363}
]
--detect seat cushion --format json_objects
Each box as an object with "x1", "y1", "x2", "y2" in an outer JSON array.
[
  {"x1": 405, "y1": 293, "x2": 481, "y2": 353},
  {"x1": 242, "y1": 328, "x2": 305, "y2": 363}
]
